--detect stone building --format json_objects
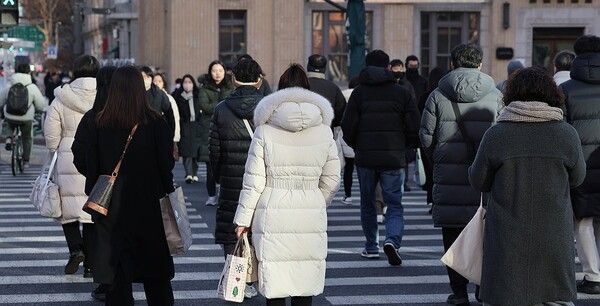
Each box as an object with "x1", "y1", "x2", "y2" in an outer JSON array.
[{"x1": 130, "y1": 0, "x2": 600, "y2": 87}]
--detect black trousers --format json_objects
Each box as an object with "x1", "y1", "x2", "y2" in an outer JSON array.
[
  {"x1": 222, "y1": 243, "x2": 236, "y2": 259},
  {"x1": 205, "y1": 162, "x2": 216, "y2": 196},
  {"x1": 442, "y1": 227, "x2": 469, "y2": 296},
  {"x1": 62, "y1": 222, "x2": 94, "y2": 269},
  {"x1": 7, "y1": 120, "x2": 33, "y2": 162},
  {"x1": 266, "y1": 296, "x2": 313, "y2": 306},
  {"x1": 343, "y1": 157, "x2": 355, "y2": 197},
  {"x1": 105, "y1": 264, "x2": 174, "y2": 306}
]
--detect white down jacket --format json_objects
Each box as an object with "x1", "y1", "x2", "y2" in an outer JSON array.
[
  {"x1": 233, "y1": 87, "x2": 341, "y2": 299},
  {"x1": 44, "y1": 78, "x2": 96, "y2": 224}
]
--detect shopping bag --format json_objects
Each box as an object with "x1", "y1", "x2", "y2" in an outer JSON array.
[
  {"x1": 217, "y1": 236, "x2": 249, "y2": 303},
  {"x1": 416, "y1": 149, "x2": 426, "y2": 187},
  {"x1": 441, "y1": 203, "x2": 485, "y2": 285},
  {"x1": 30, "y1": 152, "x2": 62, "y2": 218},
  {"x1": 160, "y1": 186, "x2": 193, "y2": 255},
  {"x1": 240, "y1": 233, "x2": 258, "y2": 283}
]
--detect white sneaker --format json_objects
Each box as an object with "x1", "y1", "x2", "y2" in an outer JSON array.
[
  {"x1": 185, "y1": 175, "x2": 193, "y2": 184},
  {"x1": 244, "y1": 284, "x2": 258, "y2": 299},
  {"x1": 205, "y1": 196, "x2": 218, "y2": 206},
  {"x1": 192, "y1": 176, "x2": 199, "y2": 182},
  {"x1": 377, "y1": 214, "x2": 384, "y2": 224},
  {"x1": 342, "y1": 196, "x2": 353, "y2": 205}
]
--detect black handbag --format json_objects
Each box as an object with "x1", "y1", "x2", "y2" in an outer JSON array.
[{"x1": 83, "y1": 124, "x2": 138, "y2": 216}]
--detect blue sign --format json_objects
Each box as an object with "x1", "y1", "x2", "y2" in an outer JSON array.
[{"x1": 47, "y1": 45, "x2": 58, "y2": 59}]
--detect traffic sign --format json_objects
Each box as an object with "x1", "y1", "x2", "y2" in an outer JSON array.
[
  {"x1": 1, "y1": 0, "x2": 18, "y2": 10},
  {"x1": 47, "y1": 45, "x2": 57, "y2": 59}
]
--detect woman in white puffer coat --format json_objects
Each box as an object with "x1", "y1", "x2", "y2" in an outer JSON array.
[
  {"x1": 44, "y1": 55, "x2": 99, "y2": 278},
  {"x1": 234, "y1": 64, "x2": 340, "y2": 306}
]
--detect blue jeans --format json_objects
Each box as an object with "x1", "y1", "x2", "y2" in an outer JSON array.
[{"x1": 357, "y1": 167, "x2": 405, "y2": 253}]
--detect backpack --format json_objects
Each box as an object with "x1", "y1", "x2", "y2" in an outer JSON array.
[{"x1": 6, "y1": 83, "x2": 31, "y2": 116}]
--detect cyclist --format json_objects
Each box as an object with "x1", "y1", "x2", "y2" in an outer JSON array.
[{"x1": 0, "y1": 63, "x2": 46, "y2": 167}]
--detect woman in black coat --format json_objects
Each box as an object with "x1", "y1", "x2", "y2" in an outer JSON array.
[
  {"x1": 72, "y1": 65, "x2": 116, "y2": 301},
  {"x1": 85, "y1": 66, "x2": 175, "y2": 306},
  {"x1": 469, "y1": 67, "x2": 586, "y2": 306},
  {"x1": 173, "y1": 74, "x2": 203, "y2": 184}
]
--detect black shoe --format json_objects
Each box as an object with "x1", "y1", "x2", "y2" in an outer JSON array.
[
  {"x1": 404, "y1": 184, "x2": 412, "y2": 192},
  {"x1": 91, "y1": 284, "x2": 108, "y2": 301},
  {"x1": 83, "y1": 268, "x2": 93, "y2": 278},
  {"x1": 4, "y1": 142, "x2": 11, "y2": 151},
  {"x1": 577, "y1": 278, "x2": 600, "y2": 294},
  {"x1": 64, "y1": 251, "x2": 85, "y2": 275},
  {"x1": 428, "y1": 207, "x2": 433, "y2": 215},
  {"x1": 383, "y1": 242, "x2": 402, "y2": 266},
  {"x1": 447, "y1": 294, "x2": 470, "y2": 306}
]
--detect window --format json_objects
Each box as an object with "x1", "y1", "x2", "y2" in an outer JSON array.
[
  {"x1": 219, "y1": 10, "x2": 246, "y2": 68},
  {"x1": 311, "y1": 11, "x2": 373, "y2": 82},
  {"x1": 420, "y1": 12, "x2": 480, "y2": 76},
  {"x1": 532, "y1": 27, "x2": 584, "y2": 72}
]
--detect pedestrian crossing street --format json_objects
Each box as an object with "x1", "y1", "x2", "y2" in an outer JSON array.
[{"x1": 0, "y1": 164, "x2": 599, "y2": 305}]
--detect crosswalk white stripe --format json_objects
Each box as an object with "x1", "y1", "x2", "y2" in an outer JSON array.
[
  {"x1": 328, "y1": 224, "x2": 437, "y2": 231},
  {"x1": 0, "y1": 256, "x2": 226, "y2": 268},
  {"x1": 0, "y1": 198, "x2": 30, "y2": 203},
  {"x1": 328, "y1": 246, "x2": 444, "y2": 254},
  {"x1": 0, "y1": 215, "x2": 203, "y2": 223},
  {"x1": 0, "y1": 205, "x2": 199, "y2": 213},
  {"x1": 328, "y1": 235, "x2": 440, "y2": 242},
  {"x1": 0, "y1": 222, "x2": 207, "y2": 232},
  {"x1": 328, "y1": 208, "x2": 429, "y2": 213},
  {"x1": 329, "y1": 215, "x2": 431, "y2": 221},
  {"x1": 0, "y1": 290, "x2": 217, "y2": 303},
  {"x1": 0, "y1": 233, "x2": 214, "y2": 243},
  {"x1": 327, "y1": 293, "x2": 476, "y2": 305},
  {"x1": 0, "y1": 244, "x2": 221, "y2": 255}
]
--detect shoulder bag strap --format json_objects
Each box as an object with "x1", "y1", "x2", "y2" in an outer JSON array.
[
  {"x1": 111, "y1": 124, "x2": 139, "y2": 177},
  {"x1": 242, "y1": 119, "x2": 254, "y2": 138},
  {"x1": 450, "y1": 102, "x2": 476, "y2": 160}
]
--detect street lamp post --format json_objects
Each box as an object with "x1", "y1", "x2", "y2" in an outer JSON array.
[{"x1": 55, "y1": 21, "x2": 62, "y2": 51}]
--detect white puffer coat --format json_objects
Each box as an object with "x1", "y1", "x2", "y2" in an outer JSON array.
[
  {"x1": 44, "y1": 78, "x2": 96, "y2": 224},
  {"x1": 234, "y1": 87, "x2": 341, "y2": 299}
]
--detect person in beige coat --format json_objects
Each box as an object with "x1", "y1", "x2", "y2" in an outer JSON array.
[
  {"x1": 44, "y1": 55, "x2": 99, "y2": 278},
  {"x1": 234, "y1": 64, "x2": 340, "y2": 306}
]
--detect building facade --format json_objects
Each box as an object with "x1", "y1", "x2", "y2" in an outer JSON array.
[
  {"x1": 82, "y1": 0, "x2": 139, "y2": 65},
  {"x1": 137, "y1": 0, "x2": 600, "y2": 88}
]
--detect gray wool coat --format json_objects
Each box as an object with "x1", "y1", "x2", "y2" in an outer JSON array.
[
  {"x1": 469, "y1": 121, "x2": 586, "y2": 306},
  {"x1": 419, "y1": 67, "x2": 503, "y2": 227}
]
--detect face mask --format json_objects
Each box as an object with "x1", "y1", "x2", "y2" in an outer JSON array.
[
  {"x1": 392, "y1": 71, "x2": 405, "y2": 80},
  {"x1": 406, "y1": 68, "x2": 419, "y2": 76},
  {"x1": 144, "y1": 79, "x2": 152, "y2": 90},
  {"x1": 175, "y1": 84, "x2": 181, "y2": 89},
  {"x1": 183, "y1": 83, "x2": 193, "y2": 93}
]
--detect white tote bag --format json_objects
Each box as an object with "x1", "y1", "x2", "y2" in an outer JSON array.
[
  {"x1": 160, "y1": 186, "x2": 193, "y2": 256},
  {"x1": 30, "y1": 152, "x2": 62, "y2": 218},
  {"x1": 415, "y1": 149, "x2": 426, "y2": 187},
  {"x1": 217, "y1": 234, "x2": 250, "y2": 303},
  {"x1": 441, "y1": 202, "x2": 485, "y2": 285}
]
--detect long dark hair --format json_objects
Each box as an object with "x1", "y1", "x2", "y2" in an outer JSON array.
[
  {"x1": 96, "y1": 66, "x2": 160, "y2": 129},
  {"x1": 92, "y1": 66, "x2": 117, "y2": 112},
  {"x1": 181, "y1": 74, "x2": 199, "y2": 93},
  {"x1": 426, "y1": 67, "x2": 447, "y2": 92},
  {"x1": 278, "y1": 64, "x2": 310, "y2": 90}
]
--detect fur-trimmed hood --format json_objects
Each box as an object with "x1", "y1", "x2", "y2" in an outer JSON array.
[
  {"x1": 253, "y1": 87, "x2": 333, "y2": 132},
  {"x1": 54, "y1": 77, "x2": 96, "y2": 114}
]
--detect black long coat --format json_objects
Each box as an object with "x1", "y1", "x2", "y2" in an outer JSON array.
[
  {"x1": 562, "y1": 52, "x2": 600, "y2": 219},
  {"x1": 209, "y1": 86, "x2": 262, "y2": 245},
  {"x1": 174, "y1": 89, "x2": 204, "y2": 158},
  {"x1": 80, "y1": 116, "x2": 175, "y2": 284},
  {"x1": 469, "y1": 120, "x2": 586, "y2": 306}
]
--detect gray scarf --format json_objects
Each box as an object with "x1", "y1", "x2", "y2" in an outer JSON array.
[
  {"x1": 497, "y1": 101, "x2": 563, "y2": 123},
  {"x1": 181, "y1": 91, "x2": 196, "y2": 122}
]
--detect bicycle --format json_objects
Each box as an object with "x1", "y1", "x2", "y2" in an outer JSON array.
[{"x1": 6, "y1": 124, "x2": 24, "y2": 176}]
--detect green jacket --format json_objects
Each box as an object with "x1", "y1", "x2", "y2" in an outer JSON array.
[{"x1": 198, "y1": 81, "x2": 234, "y2": 162}]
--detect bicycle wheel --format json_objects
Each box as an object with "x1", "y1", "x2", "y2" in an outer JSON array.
[
  {"x1": 10, "y1": 142, "x2": 17, "y2": 176},
  {"x1": 16, "y1": 139, "x2": 23, "y2": 173}
]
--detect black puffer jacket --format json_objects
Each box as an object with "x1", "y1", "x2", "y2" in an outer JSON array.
[
  {"x1": 341, "y1": 66, "x2": 420, "y2": 169},
  {"x1": 308, "y1": 73, "x2": 347, "y2": 128},
  {"x1": 562, "y1": 52, "x2": 600, "y2": 219},
  {"x1": 407, "y1": 70, "x2": 428, "y2": 102},
  {"x1": 146, "y1": 84, "x2": 175, "y2": 140},
  {"x1": 209, "y1": 86, "x2": 263, "y2": 245},
  {"x1": 419, "y1": 68, "x2": 503, "y2": 227}
]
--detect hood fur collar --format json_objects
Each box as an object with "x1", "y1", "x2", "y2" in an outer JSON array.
[{"x1": 254, "y1": 87, "x2": 334, "y2": 128}]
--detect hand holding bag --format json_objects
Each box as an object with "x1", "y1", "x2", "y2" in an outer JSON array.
[
  {"x1": 30, "y1": 151, "x2": 61, "y2": 218},
  {"x1": 160, "y1": 186, "x2": 193, "y2": 255},
  {"x1": 240, "y1": 233, "x2": 258, "y2": 283},
  {"x1": 217, "y1": 234, "x2": 251, "y2": 303},
  {"x1": 441, "y1": 199, "x2": 485, "y2": 285},
  {"x1": 82, "y1": 124, "x2": 138, "y2": 216}
]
